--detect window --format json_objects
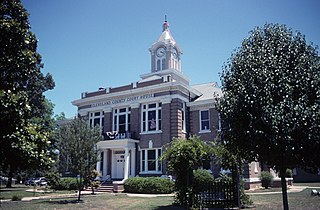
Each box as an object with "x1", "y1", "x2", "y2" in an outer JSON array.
[
  {"x1": 156, "y1": 59, "x2": 166, "y2": 71},
  {"x1": 141, "y1": 102, "x2": 162, "y2": 132},
  {"x1": 161, "y1": 58, "x2": 166, "y2": 70},
  {"x1": 89, "y1": 111, "x2": 104, "y2": 128},
  {"x1": 113, "y1": 107, "x2": 131, "y2": 133},
  {"x1": 181, "y1": 103, "x2": 186, "y2": 132},
  {"x1": 156, "y1": 60, "x2": 161, "y2": 71},
  {"x1": 200, "y1": 110, "x2": 210, "y2": 131},
  {"x1": 140, "y1": 148, "x2": 162, "y2": 173}
]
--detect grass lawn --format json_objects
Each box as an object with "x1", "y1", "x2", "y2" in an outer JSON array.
[
  {"x1": 0, "y1": 184, "x2": 75, "y2": 200},
  {"x1": 250, "y1": 187, "x2": 320, "y2": 210},
  {"x1": 1, "y1": 193, "x2": 181, "y2": 210},
  {"x1": 1, "y1": 183, "x2": 320, "y2": 209}
]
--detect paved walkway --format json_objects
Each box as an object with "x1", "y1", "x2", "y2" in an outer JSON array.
[{"x1": 246, "y1": 185, "x2": 308, "y2": 195}]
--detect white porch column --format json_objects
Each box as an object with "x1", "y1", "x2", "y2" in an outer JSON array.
[
  {"x1": 96, "y1": 152, "x2": 101, "y2": 174},
  {"x1": 124, "y1": 147, "x2": 130, "y2": 180},
  {"x1": 131, "y1": 148, "x2": 136, "y2": 177},
  {"x1": 103, "y1": 150, "x2": 108, "y2": 177}
]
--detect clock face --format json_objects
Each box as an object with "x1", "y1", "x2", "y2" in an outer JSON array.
[{"x1": 156, "y1": 47, "x2": 165, "y2": 57}]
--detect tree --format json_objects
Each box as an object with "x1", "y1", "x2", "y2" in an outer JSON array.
[
  {"x1": 161, "y1": 136, "x2": 212, "y2": 208},
  {"x1": 0, "y1": 0, "x2": 55, "y2": 187},
  {"x1": 218, "y1": 23, "x2": 320, "y2": 210},
  {"x1": 57, "y1": 118, "x2": 103, "y2": 201}
]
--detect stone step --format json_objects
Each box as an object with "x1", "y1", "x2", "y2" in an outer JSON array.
[{"x1": 85, "y1": 184, "x2": 113, "y2": 193}]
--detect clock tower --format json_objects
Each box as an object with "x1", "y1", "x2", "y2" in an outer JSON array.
[{"x1": 149, "y1": 18, "x2": 182, "y2": 73}]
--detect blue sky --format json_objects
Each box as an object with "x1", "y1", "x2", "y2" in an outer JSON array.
[{"x1": 22, "y1": 0, "x2": 320, "y2": 118}]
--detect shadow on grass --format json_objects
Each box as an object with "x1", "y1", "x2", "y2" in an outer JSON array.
[
  {"x1": 37, "y1": 198, "x2": 84, "y2": 205},
  {"x1": 154, "y1": 205, "x2": 186, "y2": 210}
]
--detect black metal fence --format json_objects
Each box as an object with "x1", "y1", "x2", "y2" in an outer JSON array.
[{"x1": 196, "y1": 181, "x2": 237, "y2": 209}]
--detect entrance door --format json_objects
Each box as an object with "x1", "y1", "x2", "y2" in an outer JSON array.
[{"x1": 115, "y1": 155, "x2": 124, "y2": 179}]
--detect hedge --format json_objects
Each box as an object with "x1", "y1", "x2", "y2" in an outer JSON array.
[
  {"x1": 124, "y1": 177, "x2": 174, "y2": 194},
  {"x1": 51, "y1": 177, "x2": 79, "y2": 191}
]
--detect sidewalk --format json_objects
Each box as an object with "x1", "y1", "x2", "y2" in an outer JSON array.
[
  {"x1": 246, "y1": 185, "x2": 307, "y2": 195},
  {"x1": 1, "y1": 190, "x2": 102, "y2": 203}
]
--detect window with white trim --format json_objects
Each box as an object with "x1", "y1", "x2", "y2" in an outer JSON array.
[
  {"x1": 89, "y1": 111, "x2": 104, "y2": 128},
  {"x1": 200, "y1": 110, "x2": 210, "y2": 131},
  {"x1": 141, "y1": 102, "x2": 162, "y2": 132},
  {"x1": 113, "y1": 107, "x2": 131, "y2": 133},
  {"x1": 140, "y1": 148, "x2": 162, "y2": 173}
]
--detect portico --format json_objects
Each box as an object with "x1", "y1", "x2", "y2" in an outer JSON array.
[{"x1": 96, "y1": 138, "x2": 138, "y2": 181}]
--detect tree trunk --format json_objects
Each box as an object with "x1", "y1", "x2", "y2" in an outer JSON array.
[
  {"x1": 280, "y1": 168, "x2": 289, "y2": 210},
  {"x1": 77, "y1": 176, "x2": 82, "y2": 201},
  {"x1": 6, "y1": 168, "x2": 13, "y2": 188}
]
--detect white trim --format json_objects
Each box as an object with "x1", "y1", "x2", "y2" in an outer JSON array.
[
  {"x1": 199, "y1": 130, "x2": 211, "y2": 134},
  {"x1": 243, "y1": 177, "x2": 260, "y2": 183},
  {"x1": 76, "y1": 93, "x2": 189, "y2": 116},
  {"x1": 72, "y1": 80, "x2": 200, "y2": 108},
  {"x1": 140, "y1": 130, "x2": 163, "y2": 135}
]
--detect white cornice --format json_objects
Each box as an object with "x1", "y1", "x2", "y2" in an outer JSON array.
[
  {"x1": 187, "y1": 99, "x2": 217, "y2": 111},
  {"x1": 72, "y1": 81, "x2": 200, "y2": 108}
]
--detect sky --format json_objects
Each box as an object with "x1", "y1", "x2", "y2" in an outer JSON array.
[{"x1": 21, "y1": 0, "x2": 320, "y2": 118}]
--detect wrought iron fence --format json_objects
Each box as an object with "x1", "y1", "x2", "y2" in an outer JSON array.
[{"x1": 196, "y1": 181, "x2": 237, "y2": 209}]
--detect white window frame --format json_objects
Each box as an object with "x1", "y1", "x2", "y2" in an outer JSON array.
[
  {"x1": 199, "y1": 109, "x2": 210, "y2": 133},
  {"x1": 140, "y1": 148, "x2": 162, "y2": 174},
  {"x1": 89, "y1": 111, "x2": 104, "y2": 128},
  {"x1": 113, "y1": 107, "x2": 131, "y2": 133},
  {"x1": 141, "y1": 102, "x2": 162, "y2": 133}
]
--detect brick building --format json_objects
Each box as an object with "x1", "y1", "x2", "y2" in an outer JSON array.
[{"x1": 72, "y1": 20, "x2": 260, "y2": 187}]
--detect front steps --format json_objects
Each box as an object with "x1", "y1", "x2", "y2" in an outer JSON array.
[{"x1": 85, "y1": 183, "x2": 114, "y2": 193}]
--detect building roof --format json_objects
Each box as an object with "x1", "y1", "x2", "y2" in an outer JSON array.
[{"x1": 191, "y1": 82, "x2": 222, "y2": 102}]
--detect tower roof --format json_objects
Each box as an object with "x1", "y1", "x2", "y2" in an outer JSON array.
[{"x1": 157, "y1": 19, "x2": 176, "y2": 45}]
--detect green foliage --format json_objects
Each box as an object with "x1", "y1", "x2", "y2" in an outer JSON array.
[
  {"x1": 260, "y1": 171, "x2": 273, "y2": 189},
  {"x1": 219, "y1": 23, "x2": 320, "y2": 173},
  {"x1": 215, "y1": 172, "x2": 232, "y2": 184},
  {"x1": 57, "y1": 118, "x2": 103, "y2": 200},
  {"x1": 285, "y1": 169, "x2": 292, "y2": 178},
  {"x1": 161, "y1": 136, "x2": 213, "y2": 207},
  {"x1": 193, "y1": 169, "x2": 214, "y2": 193},
  {"x1": 0, "y1": 0, "x2": 56, "y2": 187},
  {"x1": 11, "y1": 194, "x2": 22, "y2": 201},
  {"x1": 51, "y1": 177, "x2": 78, "y2": 191},
  {"x1": 124, "y1": 177, "x2": 174, "y2": 194},
  {"x1": 46, "y1": 171, "x2": 61, "y2": 189},
  {"x1": 84, "y1": 169, "x2": 101, "y2": 194}
]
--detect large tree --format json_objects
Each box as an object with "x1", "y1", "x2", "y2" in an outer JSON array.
[
  {"x1": 0, "y1": 0, "x2": 55, "y2": 187},
  {"x1": 57, "y1": 118, "x2": 103, "y2": 201},
  {"x1": 218, "y1": 23, "x2": 320, "y2": 210}
]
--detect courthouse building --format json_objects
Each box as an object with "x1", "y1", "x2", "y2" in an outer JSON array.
[{"x1": 72, "y1": 20, "x2": 260, "y2": 187}]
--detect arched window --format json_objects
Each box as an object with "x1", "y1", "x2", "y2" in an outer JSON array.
[
  {"x1": 156, "y1": 59, "x2": 161, "y2": 71},
  {"x1": 162, "y1": 58, "x2": 166, "y2": 70}
]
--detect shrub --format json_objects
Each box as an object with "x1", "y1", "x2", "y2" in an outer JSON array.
[
  {"x1": 215, "y1": 171, "x2": 232, "y2": 184},
  {"x1": 11, "y1": 195, "x2": 22, "y2": 201},
  {"x1": 124, "y1": 177, "x2": 174, "y2": 194},
  {"x1": 285, "y1": 169, "x2": 292, "y2": 178},
  {"x1": 260, "y1": 171, "x2": 273, "y2": 189},
  {"x1": 51, "y1": 177, "x2": 79, "y2": 191},
  {"x1": 193, "y1": 169, "x2": 214, "y2": 193}
]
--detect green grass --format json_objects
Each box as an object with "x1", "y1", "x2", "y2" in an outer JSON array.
[
  {"x1": 250, "y1": 188, "x2": 320, "y2": 210},
  {"x1": 0, "y1": 184, "x2": 75, "y2": 200},
  {"x1": 2, "y1": 184, "x2": 320, "y2": 209},
  {"x1": 1, "y1": 193, "x2": 181, "y2": 210}
]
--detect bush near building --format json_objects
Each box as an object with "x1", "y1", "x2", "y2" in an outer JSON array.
[
  {"x1": 260, "y1": 171, "x2": 273, "y2": 189},
  {"x1": 124, "y1": 177, "x2": 174, "y2": 194}
]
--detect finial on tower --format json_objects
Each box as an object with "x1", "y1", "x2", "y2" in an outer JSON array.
[{"x1": 162, "y1": 15, "x2": 169, "y2": 32}]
